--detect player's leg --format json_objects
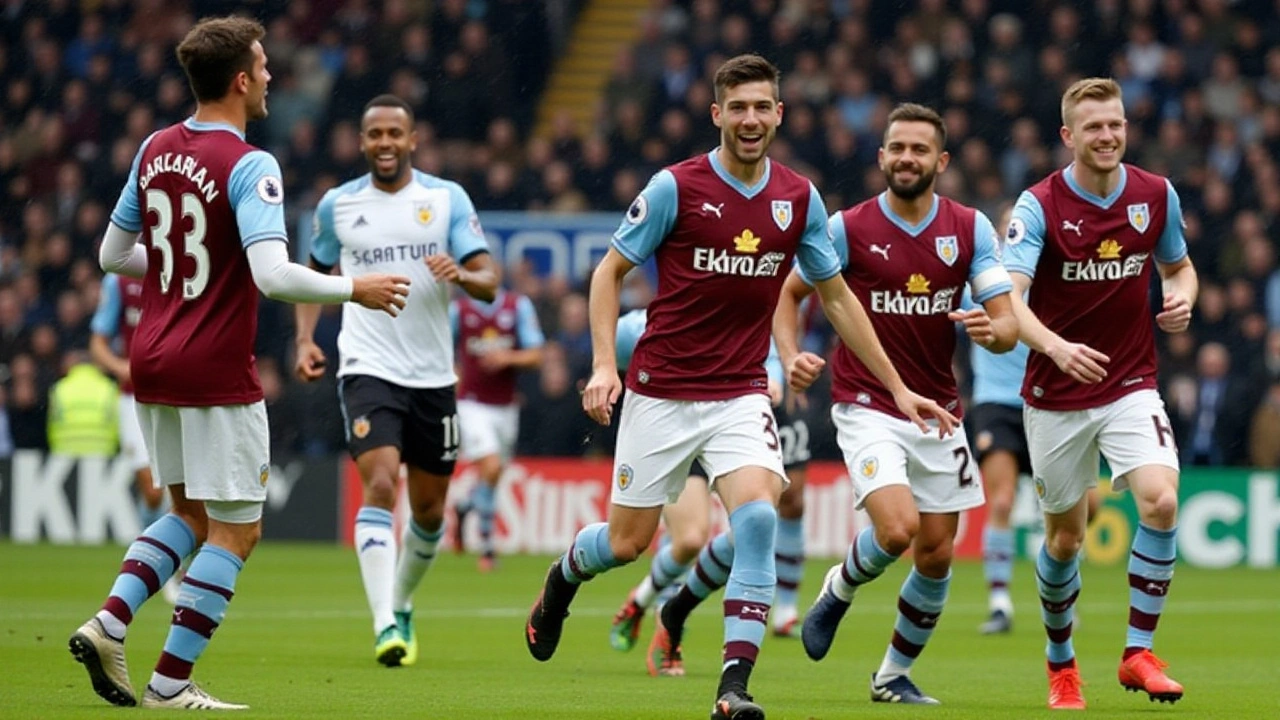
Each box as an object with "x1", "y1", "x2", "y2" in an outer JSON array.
[
  {"x1": 707, "y1": 464, "x2": 784, "y2": 720},
  {"x1": 392, "y1": 386, "x2": 462, "y2": 665},
  {"x1": 1100, "y1": 391, "x2": 1183, "y2": 703},
  {"x1": 453, "y1": 399, "x2": 503, "y2": 566},
  {"x1": 649, "y1": 526, "x2": 732, "y2": 676},
  {"x1": 70, "y1": 403, "x2": 206, "y2": 707},
  {"x1": 526, "y1": 390, "x2": 691, "y2": 662},
  {"x1": 978, "y1": 449, "x2": 1018, "y2": 631},
  {"x1": 142, "y1": 401, "x2": 270, "y2": 710},
  {"x1": 613, "y1": 472, "x2": 709, "y2": 653},
  {"x1": 340, "y1": 376, "x2": 411, "y2": 665},
  {"x1": 870, "y1": 426, "x2": 984, "y2": 705},
  {"x1": 1025, "y1": 405, "x2": 1097, "y2": 710},
  {"x1": 700, "y1": 393, "x2": 789, "y2": 720},
  {"x1": 803, "y1": 405, "x2": 910, "y2": 662},
  {"x1": 773, "y1": 464, "x2": 807, "y2": 637}
]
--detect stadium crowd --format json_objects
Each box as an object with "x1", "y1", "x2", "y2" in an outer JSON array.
[{"x1": 1, "y1": 0, "x2": 1279, "y2": 466}]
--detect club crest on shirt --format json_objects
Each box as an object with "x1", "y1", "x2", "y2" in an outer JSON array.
[
  {"x1": 352, "y1": 415, "x2": 371, "y2": 439},
  {"x1": 771, "y1": 200, "x2": 792, "y2": 231},
  {"x1": 859, "y1": 456, "x2": 878, "y2": 479},
  {"x1": 617, "y1": 463, "x2": 633, "y2": 491},
  {"x1": 935, "y1": 235, "x2": 958, "y2": 266},
  {"x1": 415, "y1": 203, "x2": 434, "y2": 225},
  {"x1": 1127, "y1": 203, "x2": 1150, "y2": 233}
]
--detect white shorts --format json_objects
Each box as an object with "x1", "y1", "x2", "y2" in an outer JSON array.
[
  {"x1": 1024, "y1": 389, "x2": 1180, "y2": 514},
  {"x1": 118, "y1": 394, "x2": 150, "y2": 473},
  {"x1": 136, "y1": 401, "x2": 270, "y2": 503},
  {"x1": 457, "y1": 399, "x2": 519, "y2": 462},
  {"x1": 832, "y1": 403, "x2": 985, "y2": 514},
  {"x1": 611, "y1": 391, "x2": 787, "y2": 508}
]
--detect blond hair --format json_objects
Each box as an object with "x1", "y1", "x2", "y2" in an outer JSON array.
[{"x1": 1061, "y1": 77, "x2": 1122, "y2": 128}]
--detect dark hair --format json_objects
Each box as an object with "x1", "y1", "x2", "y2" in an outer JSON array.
[
  {"x1": 712, "y1": 54, "x2": 780, "y2": 103},
  {"x1": 176, "y1": 16, "x2": 265, "y2": 103},
  {"x1": 885, "y1": 102, "x2": 948, "y2": 151},
  {"x1": 362, "y1": 94, "x2": 416, "y2": 124}
]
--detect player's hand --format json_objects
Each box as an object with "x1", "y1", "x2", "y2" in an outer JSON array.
[
  {"x1": 892, "y1": 388, "x2": 960, "y2": 438},
  {"x1": 582, "y1": 367, "x2": 623, "y2": 426},
  {"x1": 110, "y1": 360, "x2": 131, "y2": 386},
  {"x1": 1047, "y1": 340, "x2": 1110, "y2": 384},
  {"x1": 425, "y1": 254, "x2": 461, "y2": 284},
  {"x1": 949, "y1": 308, "x2": 995, "y2": 347},
  {"x1": 351, "y1": 274, "x2": 410, "y2": 316},
  {"x1": 787, "y1": 352, "x2": 826, "y2": 392},
  {"x1": 1155, "y1": 291, "x2": 1192, "y2": 333},
  {"x1": 478, "y1": 349, "x2": 513, "y2": 373},
  {"x1": 767, "y1": 379, "x2": 784, "y2": 407},
  {"x1": 294, "y1": 339, "x2": 327, "y2": 382}
]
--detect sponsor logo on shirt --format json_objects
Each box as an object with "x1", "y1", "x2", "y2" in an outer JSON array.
[
  {"x1": 693, "y1": 229, "x2": 785, "y2": 277},
  {"x1": 869, "y1": 274, "x2": 958, "y2": 315},
  {"x1": 1061, "y1": 239, "x2": 1148, "y2": 282}
]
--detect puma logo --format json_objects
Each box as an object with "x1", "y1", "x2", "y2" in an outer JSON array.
[
  {"x1": 701, "y1": 202, "x2": 724, "y2": 218},
  {"x1": 1062, "y1": 219, "x2": 1083, "y2": 236},
  {"x1": 870, "y1": 243, "x2": 891, "y2": 260}
]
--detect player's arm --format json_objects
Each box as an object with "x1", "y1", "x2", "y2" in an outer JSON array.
[
  {"x1": 584, "y1": 170, "x2": 678, "y2": 425},
  {"x1": 773, "y1": 270, "x2": 822, "y2": 391},
  {"x1": 1003, "y1": 191, "x2": 1109, "y2": 383},
  {"x1": 1154, "y1": 180, "x2": 1197, "y2": 334},
  {"x1": 583, "y1": 247, "x2": 635, "y2": 425},
  {"x1": 228, "y1": 153, "x2": 409, "y2": 313},
  {"x1": 487, "y1": 295, "x2": 545, "y2": 371},
  {"x1": 88, "y1": 275, "x2": 129, "y2": 384},
  {"x1": 950, "y1": 210, "x2": 1018, "y2": 353},
  {"x1": 293, "y1": 192, "x2": 343, "y2": 382},
  {"x1": 795, "y1": 199, "x2": 958, "y2": 436},
  {"x1": 427, "y1": 184, "x2": 498, "y2": 301},
  {"x1": 99, "y1": 133, "x2": 157, "y2": 278}
]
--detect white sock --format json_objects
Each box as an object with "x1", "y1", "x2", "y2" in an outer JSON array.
[
  {"x1": 876, "y1": 652, "x2": 912, "y2": 685},
  {"x1": 95, "y1": 610, "x2": 126, "y2": 640},
  {"x1": 354, "y1": 508, "x2": 396, "y2": 633},
  {"x1": 394, "y1": 519, "x2": 442, "y2": 612},
  {"x1": 990, "y1": 588, "x2": 1013, "y2": 615},
  {"x1": 149, "y1": 674, "x2": 188, "y2": 698},
  {"x1": 633, "y1": 576, "x2": 659, "y2": 609}
]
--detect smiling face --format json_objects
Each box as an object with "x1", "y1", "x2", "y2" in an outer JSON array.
[
  {"x1": 711, "y1": 79, "x2": 782, "y2": 167},
  {"x1": 361, "y1": 105, "x2": 416, "y2": 185},
  {"x1": 879, "y1": 119, "x2": 948, "y2": 201},
  {"x1": 1062, "y1": 96, "x2": 1127, "y2": 173}
]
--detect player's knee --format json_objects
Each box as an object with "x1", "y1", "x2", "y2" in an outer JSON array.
[
  {"x1": 1142, "y1": 489, "x2": 1179, "y2": 529},
  {"x1": 913, "y1": 537, "x2": 955, "y2": 576},
  {"x1": 363, "y1": 472, "x2": 398, "y2": 508},
  {"x1": 728, "y1": 500, "x2": 777, "y2": 541},
  {"x1": 987, "y1": 493, "x2": 1015, "y2": 523},
  {"x1": 1044, "y1": 527, "x2": 1084, "y2": 560},
  {"x1": 669, "y1": 525, "x2": 710, "y2": 559},
  {"x1": 609, "y1": 536, "x2": 647, "y2": 565},
  {"x1": 875, "y1": 516, "x2": 919, "y2": 556}
]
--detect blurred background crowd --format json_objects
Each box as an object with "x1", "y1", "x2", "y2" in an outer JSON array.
[{"x1": 1, "y1": 0, "x2": 1278, "y2": 467}]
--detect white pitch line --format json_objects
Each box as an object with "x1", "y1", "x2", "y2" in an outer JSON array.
[{"x1": 5, "y1": 598, "x2": 1279, "y2": 622}]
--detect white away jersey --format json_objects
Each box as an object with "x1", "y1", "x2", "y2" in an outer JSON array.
[{"x1": 312, "y1": 170, "x2": 490, "y2": 388}]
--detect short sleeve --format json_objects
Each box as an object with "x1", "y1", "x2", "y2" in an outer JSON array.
[
  {"x1": 1001, "y1": 190, "x2": 1047, "y2": 277},
  {"x1": 969, "y1": 210, "x2": 1014, "y2": 302},
  {"x1": 446, "y1": 182, "x2": 490, "y2": 262},
  {"x1": 310, "y1": 189, "x2": 341, "y2": 269},
  {"x1": 90, "y1": 274, "x2": 122, "y2": 337},
  {"x1": 227, "y1": 150, "x2": 288, "y2": 247},
  {"x1": 109, "y1": 132, "x2": 158, "y2": 232},
  {"x1": 611, "y1": 170, "x2": 678, "y2": 265},
  {"x1": 794, "y1": 184, "x2": 840, "y2": 283},
  {"x1": 1155, "y1": 179, "x2": 1189, "y2": 264},
  {"x1": 515, "y1": 296, "x2": 545, "y2": 348}
]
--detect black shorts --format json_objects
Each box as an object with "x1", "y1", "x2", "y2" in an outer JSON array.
[
  {"x1": 773, "y1": 402, "x2": 812, "y2": 470},
  {"x1": 339, "y1": 375, "x2": 458, "y2": 476},
  {"x1": 968, "y1": 402, "x2": 1031, "y2": 474}
]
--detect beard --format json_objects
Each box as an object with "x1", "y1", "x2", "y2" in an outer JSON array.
[
  {"x1": 884, "y1": 164, "x2": 936, "y2": 200},
  {"x1": 371, "y1": 155, "x2": 409, "y2": 183}
]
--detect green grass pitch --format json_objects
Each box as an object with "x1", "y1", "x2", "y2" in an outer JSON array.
[{"x1": 2, "y1": 542, "x2": 1277, "y2": 719}]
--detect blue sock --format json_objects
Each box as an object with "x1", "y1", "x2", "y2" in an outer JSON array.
[
  {"x1": 1036, "y1": 545, "x2": 1082, "y2": 669},
  {"x1": 1126, "y1": 524, "x2": 1176, "y2": 652},
  {"x1": 687, "y1": 531, "x2": 734, "y2": 599},
  {"x1": 774, "y1": 517, "x2": 804, "y2": 608},
  {"x1": 150, "y1": 544, "x2": 243, "y2": 695},
  {"x1": 878, "y1": 570, "x2": 950, "y2": 681},
  {"x1": 983, "y1": 526, "x2": 1015, "y2": 603},
  {"x1": 831, "y1": 527, "x2": 899, "y2": 601},
  {"x1": 99, "y1": 514, "x2": 196, "y2": 636},
  {"x1": 560, "y1": 522, "x2": 621, "y2": 584},
  {"x1": 722, "y1": 500, "x2": 776, "y2": 670},
  {"x1": 473, "y1": 483, "x2": 497, "y2": 554}
]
